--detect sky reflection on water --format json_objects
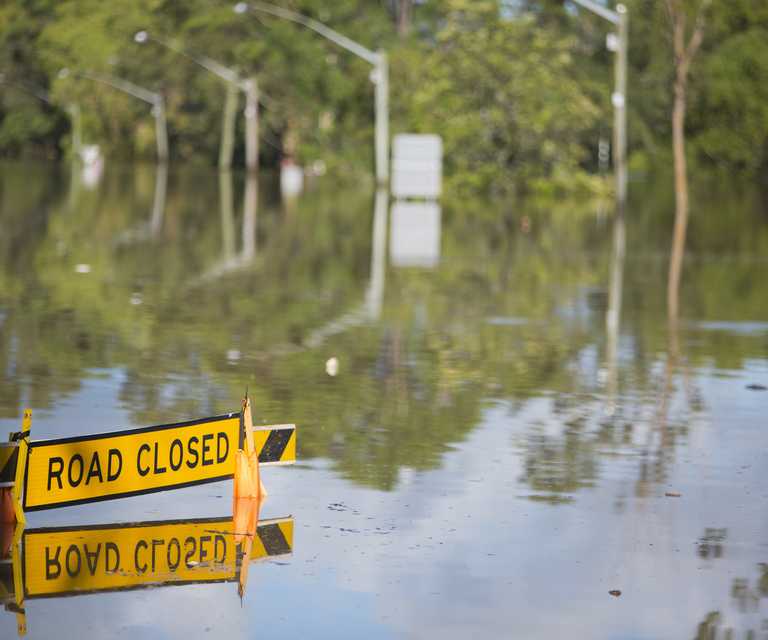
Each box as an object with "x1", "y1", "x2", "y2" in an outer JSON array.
[{"x1": 0, "y1": 162, "x2": 767, "y2": 638}]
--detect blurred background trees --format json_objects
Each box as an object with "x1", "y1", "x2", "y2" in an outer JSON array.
[{"x1": 1, "y1": 0, "x2": 767, "y2": 193}]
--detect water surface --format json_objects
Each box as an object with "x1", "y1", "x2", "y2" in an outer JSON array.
[{"x1": 1, "y1": 162, "x2": 767, "y2": 638}]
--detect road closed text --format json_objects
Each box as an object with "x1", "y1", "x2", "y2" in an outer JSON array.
[
  {"x1": 23, "y1": 520, "x2": 237, "y2": 597},
  {"x1": 24, "y1": 415, "x2": 240, "y2": 510}
]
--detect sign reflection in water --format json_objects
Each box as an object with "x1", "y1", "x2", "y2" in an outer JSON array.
[
  {"x1": 389, "y1": 200, "x2": 441, "y2": 269},
  {"x1": 1, "y1": 512, "x2": 293, "y2": 636}
]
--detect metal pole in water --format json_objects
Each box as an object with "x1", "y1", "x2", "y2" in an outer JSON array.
[
  {"x1": 373, "y1": 51, "x2": 390, "y2": 186},
  {"x1": 220, "y1": 81, "x2": 239, "y2": 170},
  {"x1": 244, "y1": 77, "x2": 259, "y2": 173},
  {"x1": 570, "y1": 0, "x2": 627, "y2": 204},
  {"x1": 613, "y1": 5, "x2": 628, "y2": 206},
  {"x1": 153, "y1": 96, "x2": 169, "y2": 163},
  {"x1": 234, "y1": 3, "x2": 387, "y2": 184}
]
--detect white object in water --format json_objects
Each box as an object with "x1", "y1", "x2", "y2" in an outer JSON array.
[
  {"x1": 80, "y1": 144, "x2": 102, "y2": 166},
  {"x1": 390, "y1": 200, "x2": 441, "y2": 268},
  {"x1": 325, "y1": 357, "x2": 339, "y2": 377},
  {"x1": 79, "y1": 144, "x2": 104, "y2": 189},
  {"x1": 280, "y1": 162, "x2": 304, "y2": 198}
]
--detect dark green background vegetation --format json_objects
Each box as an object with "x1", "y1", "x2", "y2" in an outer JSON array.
[{"x1": 1, "y1": 0, "x2": 767, "y2": 193}]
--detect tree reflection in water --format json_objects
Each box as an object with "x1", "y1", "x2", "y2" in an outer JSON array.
[{"x1": 0, "y1": 164, "x2": 767, "y2": 495}]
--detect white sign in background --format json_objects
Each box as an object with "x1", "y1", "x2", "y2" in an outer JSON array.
[{"x1": 391, "y1": 134, "x2": 443, "y2": 199}]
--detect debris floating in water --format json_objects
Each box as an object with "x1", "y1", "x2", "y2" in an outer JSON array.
[
  {"x1": 74, "y1": 263, "x2": 91, "y2": 274},
  {"x1": 609, "y1": 590, "x2": 622, "y2": 597},
  {"x1": 746, "y1": 383, "x2": 766, "y2": 391},
  {"x1": 665, "y1": 492, "x2": 682, "y2": 498},
  {"x1": 326, "y1": 357, "x2": 339, "y2": 377}
]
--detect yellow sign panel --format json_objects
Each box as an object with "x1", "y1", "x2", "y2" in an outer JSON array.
[
  {"x1": 24, "y1": 519, "x2": 236, "y2": 597},
  {"x1": 24, "y1": 414, "x2": 240, "y2": 511},
  {"x1": 23, "y1": 516, "x2": 293, "y2": 598}
]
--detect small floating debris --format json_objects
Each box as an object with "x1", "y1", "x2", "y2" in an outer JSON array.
[
  {"x1": 665, "y1": 492, "x2": 682, "y2": 498},
  {"x1": 129, "y1": 293, "x2": 143, "y2": 305},
  {"x1": 609, "y1": 590, "x2": 622, "y2": 597},
  {"x1": 325, "y1": 357, "x2": 339, "y2": 377},
  {"x1": 746, "y1": 383, "x2": 767, "y2": 391},
  {"x1": 74, "y1": 263, "x2": 91, "y2": 274}
]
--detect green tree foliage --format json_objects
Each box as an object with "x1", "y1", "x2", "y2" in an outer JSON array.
[
  {"x1": 689, "y1": 2, "x2": 768, "y2": 174},
  {"x1": 394, "y1": 1, "x2": 603, "y2": 195},
  {"x1": 623, "y1": 0, "x2": 768, "y2": 177},
  {"x1": 0, "y1": 1, "x2": 767, "y2": 185}
]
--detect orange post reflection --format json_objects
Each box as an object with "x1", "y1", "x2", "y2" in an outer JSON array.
[{"x1": 233, "y1": 496, "x2": 263, "y2": 599}]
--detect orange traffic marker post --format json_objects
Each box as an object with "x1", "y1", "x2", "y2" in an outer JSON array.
[
  {"x1": 235, "y1": 396, "x2": 266, "y2": 499},
  {"x1": 234, "y1": 395, "x2": 297, "y2": 500}
]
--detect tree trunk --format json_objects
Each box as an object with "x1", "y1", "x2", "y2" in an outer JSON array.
[
  {"x1": 667, "y1": 73, "x2": 688, "y2": 322},
  {"x1": 397, "y1": 0, "x2": 412, "y2": 37},
  {"x1": 665, "y1": 0, "x2": 707, "y2": 322}
]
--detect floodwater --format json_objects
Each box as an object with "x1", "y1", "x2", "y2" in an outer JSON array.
[{"x1": 0, "y1": 161, "x2": 767, "y2": 638}]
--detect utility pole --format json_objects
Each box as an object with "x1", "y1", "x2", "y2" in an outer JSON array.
[
  {"x1": 220, "y1": 80, "x2": 239, "y2": 170},
  {"x1": 234, "y1": 1, "x2": 389, "y2": 185},
  {"x1": 134, "y1": 31, "x2": 247, "y2": 170},
  {"x1": 243, "y1": 77, "x2": 259, "y2": 173},
  {"x1": 58, "y1": 68, "x2": 168, "y2": 163},
  {"x1": 152, "y1": 97, "x2": 169, "y2": 163},
  {"x1": 373, "y1": 51, "x2": 389, "y2": 185},
  {"x1": 570, "y1": 0, "x2": 628, "y2": 206},
  {"x1": 613, "y1": 5, "x2": 628, "y2": 206}
]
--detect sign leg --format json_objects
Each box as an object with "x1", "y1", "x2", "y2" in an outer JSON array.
[{"x1": 11, "y1": 411, "x2": 31, "y2": 525}]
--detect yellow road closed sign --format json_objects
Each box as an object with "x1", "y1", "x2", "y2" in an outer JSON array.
[
  {"x1": 24, "y1": 414, "x2": 240, "y2": 511},
  {"x1": 23, "y1": 516, "x2": 294, "y2": 598}
]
